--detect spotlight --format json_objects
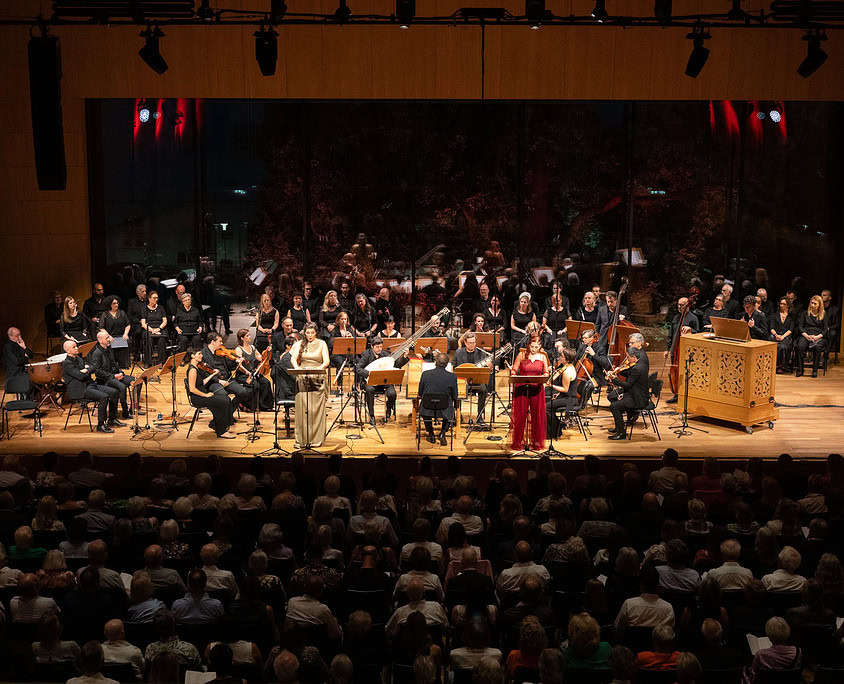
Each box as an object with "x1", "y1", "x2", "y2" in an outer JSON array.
[
  {"x1": 591, "y1": 0, "x2": 608, "y2": 22},
  {"x1": 797, "y1": 32, "x2": 827, "y2": 78},
  {"x1": 396, "y1": 0, "x2": 415, "y2": 28},
  {"x1": 769, "y1": 109, "x2": 781, "y2": 123},
  {"x1": 334, "y1": 0, "x2": 352, "y2": 23},
  {"x1": 654, "y1": 0, "x2": 672, "y2": 23},
  {"x1": 255, "y1": 26, "x2": 278, "y2": 76},
  {"x1": 684, "y1": 24, "x2": 710, "y2": 78},
  {"x1": 138, "y1": 106, "x2": 150, "y2": 123},
  {"x1": 756, "y1": 111, "x2": 766, "y2": 120},
  {"x1": 138, "y1": 25, "x2": 167, "y2": 75},
  {"x1": 525, "y1": 0, "x2": 545, "y2": 28}
]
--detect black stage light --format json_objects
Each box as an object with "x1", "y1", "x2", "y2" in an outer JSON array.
[
  {"x1": 525, "y1": 0, "x2": 545, "y2": 29},
  {"x1": 685, "y1": 24, "x2": 710, "y2": 78},
  {"x1": 138, "y1": 24, "x2": 167, "y2": 74},
  {"x1": 591, "y1": 0, "x2": 608, "y2": 22},
  {"x1": 654, "y1": 0, "x2": 671, "y2": 23},
  {"x1": 396, "y1": 0, "x2": 415, "y2": 28},
  {"x1": 255, "y1": 26, "x2": 278, "y2": 76},
  {"x1": 797, "y1": 32, "x2": 827, "y2": 78}
]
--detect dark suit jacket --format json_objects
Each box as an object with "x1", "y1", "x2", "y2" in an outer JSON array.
[
  {"x1": 741, "y1": 310, "x2": 769, "y2": 340},
  {"x1": 667, "y1": 312, "x2": 700, "y2": 348},
  {"x1": 418, "y1": 366, "x2": 458, "y2": 421},
  {"x1": 274, "y1": 351, "x2": 297, "y2": 400},
  {"x1": 62, "y1": 355, "x2": 92, "y2": 400},
  {"x1": 88, "y1": 344, "x2": 120, "y2": 384},
  {"x1": 356, "y1": 348, "x2": 409, "y2": 384},
  {"x1": 201, "y1": 345, "x2": 233, "y2": 379},
  {"x1": 3, "y1": 341, "x2": 33, "y2": 393},
  {"x1": 613, "y1": 352, "x2": 650, "y2": 408},
  {"x1": 574, "y1": 306, "x2": 610, "y2": 339}
]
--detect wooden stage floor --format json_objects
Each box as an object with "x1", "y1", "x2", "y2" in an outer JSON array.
[{"x1": 2, "y1": 358, "x2": 842, "y2": 461}]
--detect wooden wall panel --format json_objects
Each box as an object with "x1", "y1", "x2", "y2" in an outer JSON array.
[{"x1": 1, "y1": 0, "x2": 843, "y2": 348}]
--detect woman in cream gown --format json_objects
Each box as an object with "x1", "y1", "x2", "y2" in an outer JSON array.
[{"x1": 290, "y1": 323, "x2": 330, "y2": 448}]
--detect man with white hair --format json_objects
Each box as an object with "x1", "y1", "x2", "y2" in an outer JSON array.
[
  {"x1": 385, "y1": 577, "x2": 448, "y2": 639},
  {"x1": 61, "y1": 339, "x2": 120, "y2": 432},
  {"x1": 3, "y1": 326, "x2": 34, "y2": 397},
  {"x1": 88, "y1": 330, "x2": 136, "y2": 420},
  {"x1": 608, "y1": 333, "x2": 650, "y2": 440},
  {"x1": 762, "y1": 546, "x2": 807, "y2": 592},
  {"x1": 702, "y1": 539, "x2": 753, "y2": 589},
  {"x1": 720, "y1": 282, "x2": 739, "y2": 318}
]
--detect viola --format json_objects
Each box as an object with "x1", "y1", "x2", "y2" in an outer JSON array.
[{"x1": 214, "y1": 346, "x2": 239, "y2": 360}]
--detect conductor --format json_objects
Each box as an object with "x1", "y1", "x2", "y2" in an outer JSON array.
[{"x1": 418, "y1": 353, "x2": 458, "y2": 446}]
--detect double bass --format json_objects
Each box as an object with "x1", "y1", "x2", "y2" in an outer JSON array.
[
  {"x1": 607, "y1": 279, "x2": 638, "y2": 361},
  {"x1": 666, "y1": 289, "x2": 699, "y2": 396}
]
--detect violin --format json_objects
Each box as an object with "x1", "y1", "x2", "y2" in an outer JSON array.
[
  {"x1": 214, "y1": 346, "x2": 239, "y2": 360},
  {"x1": 606, "y1": 353, "x2": 638, "y2": 382},
  {"x1": 196, "y1": 361, "x2": 218, "y2": 375}
]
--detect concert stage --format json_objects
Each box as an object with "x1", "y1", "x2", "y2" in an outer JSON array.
[{"x1": 2, "y1": 355, "x2": 841, "y2": 463}]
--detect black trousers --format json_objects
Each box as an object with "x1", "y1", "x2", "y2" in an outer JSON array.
[
  {"x1": 546, "y1": 395, "x2": 578, "y2": 437},
  {"x1": 423, "y1": 416, "x2": 451, "y2": 437},
  {"x1": 145, "y1": 332, "x2": 168, "y2": 365},
  {"x1": 364, "y1": 384, "x2": 396, "y2": 420},
  {"x1": 609, "y1": 395, "x2": 641, "y2": 434},
  {"x1": 255, "y1": 335, "x2": 272, "y2": 354},
  {"x1": 103, "y1": 376, "x2": 137, "y2": 414},
  {"x1": 191, "y1": 390, "x2": 234, "y2": 436},
  {"x1": 466, "y1": 381, "x2": 493, "y2": 419},
  {"x1": 177, "y1": 333, "x2": 203, "y2": 353},
  {"x1": 775, "y1": 337, "x2": 794, "y2": 370},
  {"x1": 795, "y1": 337, "x2": 826, "y2": 373},
  {"x1": 208, "y1": 380, "x2": 251, "y2": 412},
  {"x1": 84, "y1": 383, "x2": 119, "y2": 425},
  {"x1": 237, "y1": 374, "x2": 275, "y2": 411}
]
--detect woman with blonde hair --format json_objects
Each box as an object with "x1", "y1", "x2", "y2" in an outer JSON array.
[
  {"x1": 37, "y1": 549, "x2": 76, "y2": 591},
  {"x1": 505, "y1": 615, "x2": 548, "y2": 677},
  {"x1": 32, "y1": 496, "x2": 65, "y2": 533},
  {"x1": 319, "y1": 290, "x2": 341, "y2": 339},
  {"x1": 795, "y1": 294, "x2": 828, "y2": 377},
  {"x1": 254, "y1": 292, "x2": 279, "y2": 354},
  {"x1": 564, "y1": 612, "x2": 611, "y2": 670}
]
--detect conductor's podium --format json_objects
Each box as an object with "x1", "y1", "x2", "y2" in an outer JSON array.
[{"x1": 678, "y1": 333, "x2": 778, "y2": 433}]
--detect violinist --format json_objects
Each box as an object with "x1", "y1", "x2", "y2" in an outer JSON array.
[
  {"x1": 664, "y1": 297, "x2": 699, "y2": 404},
  {"x1": 741, "y1": 295, "x2": 769, "y2": 341},
  {"x1": 769, "y1": 297, "x2": 795, "y2": 373},
  {"x1": 235, "y1": 329, "x2": 274, "y2": 411},
  {"x1": 607, "y1": 333, "x2": 649, "y2": 440},
  {"x1": 201, "y1": 332, "x2": 251, "y2": 413},
  {"x1": 453, "y1": 331, "x2": 493, "y2": 425},
  {"x1": 546, "y1": 347, "x2": 579, "y2": 438},
  {"x1": 795, "y1": 294, "x2": 828, "y2": 377},
  {"x1": 184, "y1": 350, "x2": 235, "y2": 439},
  {"x1": 255, "y1": 293, "x2": 279, "y2": 354},
  {"x1": 577, "y1": 329, "x2": 612, "y2": 386},
  {"x1": 510, "y1": 333, "x2": 549, "y2": 451}
]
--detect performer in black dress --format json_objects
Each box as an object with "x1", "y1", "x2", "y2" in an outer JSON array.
[
  {"x1": 350, "y1": 293, "x2": 378, "y2": 339},
  {"x1": 173, "y1": 293, "x2": 204, "y2": 353},
  {"x1": 510, "y1": 293, "x2": 537, "y2": 344},
  {"x1": 795, "y1": 295, "x2": 828, "y2": 377},
  {"x1": 542, "y1": 292, "x2": 569, "y2": 353},
  {"x1": 485, "y1": 295, "x2": 506, "y2": 334},
  {"x1": 184, "y1": 350, "x2": 235, "y2": 439},
  {"x1": 101, "y1": 296, "x2": 131, "y2": 367},
  {"x1": 319, "y1": 290, "x2": 342, "y2": 340},
  {"x1": 140, "y1": 291, "x2": 169, "y2": 365},
  {"x1": 546, "y1": 347, "x2": 579, "y2": 437},
  {"x1": 60, "y1": 297, "x2": 92, "y2": 344},
  {"x1": 287, "y1": 293, "x2": 311, "y2": 334},
  {"x1": 573, "y1": 292, "x2": 609, "y2": 348},
  {"x1": 769, "y1": 296, "x2": 795, "y2": 373},
  {"x1": 234, "y1": 329, "x2": 274, "y2": 411},
  {"x1": 254, "y1": 293, "x2": 279, "y2": 354}
]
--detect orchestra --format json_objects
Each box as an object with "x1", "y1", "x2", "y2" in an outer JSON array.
[{"x1": 6, "y1": 265, "x2": 840, "y2": 447}]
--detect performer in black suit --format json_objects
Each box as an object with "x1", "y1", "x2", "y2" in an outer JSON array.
[
  {"x1": 3, "y1": 327, "x2": 34, "y2": 396},
  {"x1": 355, "y1": 337, "x2": 409, "y2": 424},
  {"x1": 740, "y1": 295, "x2": 769, "y2": 341},
  {"x1": 88, "y1": 330, "x2": 135, "y2": 420},
  {"x1": 201, "y1": 332, "x2": 251, "y2": 413},
  {"x1": 453, "y1": 331, "x2": 493, "y2": 424},
  {"x1": 61, "y1": 339, "x2": 120, "y2": 433},
  {"x1": 576, "y1": 329, "x2": 612, "y2": 386},
  {"x1": 605, "y1": 291, "x2": 628, "y2": 321},
  {"x1": 272, "y1": 335, "x2": 298, "y2": 402},
  {"x1": 127, "y1": 284, "x2": 148, "y2": 364},
  {"x1": 607, "y1": 333, "x2": 650, "y2": 440},
  {"x1": 418, "y1": 353, "x2": 459, "y2": 446}
]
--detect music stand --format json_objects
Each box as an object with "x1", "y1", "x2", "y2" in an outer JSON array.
[
  {"x1": 326, "y1": 337, "x2": 367, "y2": 439},
  {"x1": 508, "y1": 373, "x2": 550, "y2": 457},
  {"x1": 130, "y1": 364, "x2": 161, "y2": 437},
  {"x1": 286, "y1": 367, "x2": 328, "y2": 454},
  {"x1": 710, "y1": 317, "x2": 751, "y2": 342},
  {"x1": 455, "y1": 365, "x2": 494, "y2": 444},
  {"x1": 474, "y1": 332, "x2": 500, "y2": 351},
  {"x1": 362, "y1": 368, "x2": 406, "y2": 444},
  {"x1": 381, "y1": 337, "x2": 406, "y2": 351},
  {"x1": 416, "y1": 337, "x2": 448, "y2": 356},
  {"x1": 155, "y1": 351, "x2": 187, "y2": 431},
  {"x1": 565, "y1": 319, "x2": 595, "y2": 343}
]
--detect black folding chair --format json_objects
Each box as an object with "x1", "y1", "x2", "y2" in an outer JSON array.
[{"x1": 416, "y1": 392, "x2": 454, "y2": 451}]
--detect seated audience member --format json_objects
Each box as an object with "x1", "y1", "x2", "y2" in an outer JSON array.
[
  {"x1": 414, "y1": 654, "x2": 437, "y2": 684},
  {"x1": 500, "y1": 574, "x2": 553, "y2": 630},
  {"x1": 125, "y1": 496, "x2": 158, "y2": 533},
  {"x1": 636, "y1": 625, "x2": 680, "y2": 671},
  {"x1": 577, "y1": 497, "x2": 618, "y2": 541},
  {"x1": 10, "y1": 572, "x2": 59, "y2": 623},
  {"x1": 146, "y1": 652, "x2": 180, "y2": 684},
  {"x1": 317, "y1": 475, "x2": 352, "y2": 514},
  {"x1": 563, "y1": 612, "x2": 611, "y2": 671},
  {"x1": 702, "y1": 539, "x2": 753, "y2": 589},
  {"x1": 258, "y1": 522, "x2": 295, "y2": 561},
  {"x1": 656, "y1": 539, "x2": 700, "y2": 593},
  {"x1": 284, "y1": 575, "x2": 342, "y2": 641},
  {"x1": 446, "y1": 546, "x2": 497, "y2": 624},
  {"x1": 172, "y1": 568, "x2": 225, "y2": 624},
  {"x1": 450, "y1": 617, "x2": 502, "y2": 670},
  {"x1": 273, "y1": 650, "x2": 300, "y2": 684},
  {"x1": 206, "y1": 643, "x2": 238, "y2": 684},
  {"x1": 290, "y1": 542, "x2": 343, "y2": 595},
  {"x1": 200, "y1": 543, "x2": 239, "y2": 600},
  {"x1": 234, "y1": 473, "x2": 266, "y2": 511},
  {"x1": 695, "y1": 618, "x2": 743, "y2": 671},
  {"x1": 32, "y1": 495, "x2": 66, "y2": 532},
  {"x1": 9, "y1": 525, "x2": 47, "y2": 563},
  {"x1": 648, "y1": 449, "x2": 684, "y2": 494},
  {"x1": 32, "y1": 613, "x2": 81, "y2": 664},
  {"x1": 62, "y1": 567, "x2": 120, "y2": 644},
  {"x1": 495, "y1": 540, "x2": 550, "y2": 594},
  {"x1": 385, "y1": 576, "x2": 449, "y2": 640},
  {"x1": 348, "y1": 490, "x2": 399, "y2": 548},
  {"x1": 188, "y1": 472, "x2": 220, "y2": 510},
  {"x1": 330, "y1": 654, "x2": 354, "y2": 684},
  {"x1": 400, "y1": 518, "x2": 444, "y2": 569},
  {"x1": 393, "y1": 610, "x2": 443, "y2": 670},
  {"x1": 206, "y1": 621, "x2": 263, "y2": 669},
  {"x1": 799, "y1": 475, "x2": 828, "y2": 517},
  {"x1": 727, "y1": 502, "x2": 760, "y2": 537},
  {"x1": 38, "y1": 549, "x2": 77, "y2": 592},
  {"x1": 743, "y1": 617, "x2": 802, "y2": 684},
  {"x1": 67, "y1": 641, "x2": 119, "y2": 684},
  {"x1": 754, "y1": 526, "x2": 781, "y2": 577},
  {"x1": 608, "y1": 645, "x2": 637, "y2": 684},
  {"x1": 785, "y1": 579, "x2": 836, "y2": 633},
  {"x1": 504, "y1": 615, "x2": 547, "y2": 678},
  {"x1": 445, "y1": 522, "x2": 482, "y2": 565},
  {"x1": 247, "y1": 549, "x2": 287, "y2": 607},
  {"x1": 437, "y1": 495, "x2": 484, "y2": 545},
  {"x1": 76, "y1": 489, "x2": 115, "y2": 535},
  {"x1": 159, "y1": 519, "x2": 191, "y2": 564},
  {"x1": 762, "y1": 546, "x2": 807, "y2": 592},
  {"x1": 394, "y1": 546, "x2": 444, "y2": 602},
  {"x1": 127, "y1": 570, "x2": 165, "y2": 623},
  {"x1": 676, "y1": 652, "x2": 703, "y2": 684},
  {"x1": 614, "y1": 566, "x2": 675, "y2": 634},
  {"x1": 68, "y1": 451, "x2": 113, "y2": 489},
  {"x1": 142, "y1": 544, "x2": 186, "y2": 595},
  {"x1": 102, "y1": 618, "x2": 145, "y2": 681},
  {"x1": 0, "y1": 542, "x2": 23, "y2": 587},
  {"x1": 59, "y1": 517, "x2": 89, "y2": 561},
  {"x1": 685, "y1": 498, "x2": 713, "y2": 536},
  {"x1": 143, "y1": 610, "x2": 201, "y2": 667},
  {"x1": 343, "y1": 544, "x2": 391, "y2": 593},
  {"x1": 531, "y1": 472, "x2": 571, "y2": 516}
]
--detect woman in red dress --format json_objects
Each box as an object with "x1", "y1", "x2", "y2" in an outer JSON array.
[{"x1": 510, "y1": 333, "x2": 549, "y2": 451}]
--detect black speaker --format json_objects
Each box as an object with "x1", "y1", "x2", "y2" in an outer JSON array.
[{"x1": 28, "y1": 35, "x2": 66, "y2": 191}]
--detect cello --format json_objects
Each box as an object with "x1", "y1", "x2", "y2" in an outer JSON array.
[
  {"x1": 666, "y1": 289, "x2": 698, "y2": 396},
  {"x1": 607, "y1": 279, "x2": 638, "y2": 362}
]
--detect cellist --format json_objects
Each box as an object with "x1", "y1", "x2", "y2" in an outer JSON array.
[
  {"x1": 664, "y1": 297, "x2": 700, "y2": 404},
  {"x1": 576, "y1": 329, "x2": 612, "y2": 386}
]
